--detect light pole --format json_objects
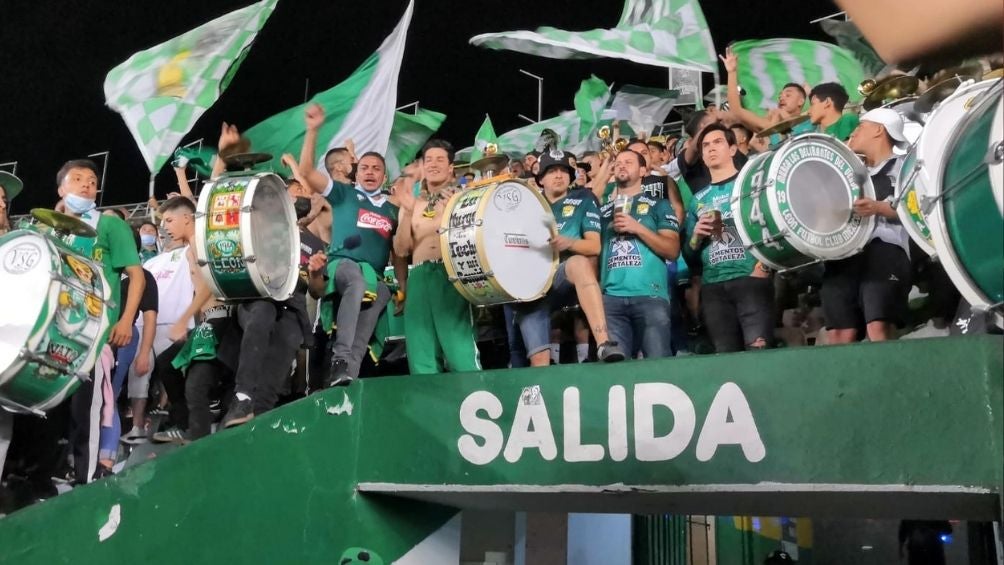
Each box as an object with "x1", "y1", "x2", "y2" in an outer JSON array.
[{"x1": 519, "y1": 69, "x2": 543, "y2": 122}]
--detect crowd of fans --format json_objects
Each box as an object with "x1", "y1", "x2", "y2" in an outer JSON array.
[{"x1": 0, "y1": 48, "x2": 981, "y2": 516}]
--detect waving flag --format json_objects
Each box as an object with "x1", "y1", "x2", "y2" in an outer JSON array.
[
  {"x1": 730, "y1": 38, "x2": 866, "y2": 112},
  {"x1": 469, "y1": 115, "x2": 499, "y2": 162},
  {"x1": 104, "y1": 0, "x2": 278, "y2": 174},
  {"x1": 470, "y1": 0, "x2": 717, "y2": 73}
]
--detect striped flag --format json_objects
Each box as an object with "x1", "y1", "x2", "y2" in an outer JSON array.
[
  {"x1": 730, "y1": 38, "x2": 866, "y2": 112},
  {"x1": 470, "y1": 0, "x2": 717, "y2": 74},
  {"x1": 104, "y1": 0, "x2": 278, "y2": 173},
  {"x1": 609, "y1": 85, "x2": 679, "y2": 138},
  {"x1": 244, "y1": 1, "x2": 415, "y2": 177}
]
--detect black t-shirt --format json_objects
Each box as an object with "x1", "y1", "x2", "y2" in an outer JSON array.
[
  {"x1": 677, "y1": 152, "x2": 748, "y2": 193},
  {"x1": 298, "y1": 228, "x2": 327, "y2": 293},
  {"x1": 119, "y1": 268, "x2": 159, "y2": 325},
  {"x1": 640, "y1": 174, "x2": 668, "y2": 200}
]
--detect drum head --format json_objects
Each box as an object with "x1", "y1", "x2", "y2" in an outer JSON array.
[
  {"x1": 0, "y1": 232, "x2": 54, "y2": 379},
  {"x1": 478, "y1": 181, "x2": 556, "y2": 301},
  {"x1": 246, "y1": 174, "x2": 299, "y2": 299}
]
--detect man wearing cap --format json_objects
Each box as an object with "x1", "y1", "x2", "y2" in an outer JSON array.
[
  {"x1": 512, "y1": 150, "x2": 626, "y2": 366},
  {"x1": 599, "y1": 150, "x2": 681, "y2": 358},
  {"x1": 821, "y1": 108, "x2": 912, "y2": 343},
  {"x1": 0, "y1": 171, "x2": 23, "y2": 235}
]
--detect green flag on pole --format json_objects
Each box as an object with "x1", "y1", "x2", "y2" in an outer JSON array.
[
  {"x1": 244, "y1": 1, "x2": 415, "y2": 177},
  {"x1": 104, "y1": 0, "x2": 278, "y2": 173},
  {"x1": 470, "y1": 0, "x2": 717, "y2": 73},
  {"x1": 469, "y1": 115, "x2": 499, "y2": 162},
  {"x1": 385, "y1": 109, "x2": 447, "y2": 178},
  {"x1": 730, "y1": 38, "x2": 866, "y2": 112},
  {"x1": 574, "y1": 75, "x2": 611, "y2": 140}
]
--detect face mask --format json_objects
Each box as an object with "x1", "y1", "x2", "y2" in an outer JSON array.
[
  {"x1": 293, "y1": 197, "x2": 312, "y2": 219},
  {"x1": 140, "y1": 234, "x2": 158, "y2": 248},
  {"x1": 64, "y1": 193, "x2": 96, "y2": 214}
]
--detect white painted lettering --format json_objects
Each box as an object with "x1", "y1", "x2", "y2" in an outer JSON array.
[
  {"x1": 695, "y1": 382, "x2": 766, "y2": 462},
  {"x1": 563, "y1": 388, "x2": 604, "y2": 462},
  {"x1": 633, "y1": 383, "x2": 696, "y2": 462},
  {"x1": 457, "y1": 391, "x2": 504, "y2": 465}
]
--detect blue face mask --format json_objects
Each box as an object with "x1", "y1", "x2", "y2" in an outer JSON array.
[
  {"x1": 64, "y1": 193, "x2": 96, "y2": 214},
  {"x1": 140, "y1": 234, "x2": 158, "y2": 248}
]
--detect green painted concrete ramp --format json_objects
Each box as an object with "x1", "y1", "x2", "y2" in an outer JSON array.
[{"x1": 0, "y1": 336, "x2": 1000, "y2": 563}]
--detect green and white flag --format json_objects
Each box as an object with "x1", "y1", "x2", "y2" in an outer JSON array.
[
  {"x1": 385, "y1": 108, "x2": 447, "y2": 178},
  {"x1": 609, "y1": 85, "x2": 679, "y2": 138},
  {"x1": 469, "y1": 115, "x2": 498, "y2": 162},
  {"x1": 574, "y1": 75, "x2": 611, "y2": 140},
  {"x1": 104, "y1": 0, "x2": 278, "y2": 174},
  {"x1": 730, "y1": 38, "x2": 866, "y2": 112},
  {"x1": 470, "y1": 0, "x2": 717, "y2": 73},
  {"x1": 245, "y1": 1, "x2": 415, "y2": 176}
]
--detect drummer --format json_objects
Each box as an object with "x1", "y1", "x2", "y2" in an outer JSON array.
[
  {"x1": 805, "y1": 83, "x2": 859, "y2": 141},
  {"x1": 821, "y1": 108, "x2": 912, "y2": 344},
  {"x1": 393, "y1": 139, "x2": 482, "y2": 375},
  {"x1": 684, "y1": 124, "x2": 775, "y2": 352},
  {"x1": 511, "y1": 150, "x2": 625, "y2": 366},
  {"x1": 0, "y1": 171, "x2": 22, "y2": 235},
  {"x1": 55, "y1": 159, "x2": 145, "y2": 482},
  {"x1": 298, "y1": 104, "x2": 402, "y2": 386}
]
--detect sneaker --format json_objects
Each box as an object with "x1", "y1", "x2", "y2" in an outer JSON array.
[
  {"x1": 324, "y1": 359, "x2": 353, "y2": 388},
  {"x1": 149, "y1": 405, "x2": 170, "y2": 417},
  {"x1": 121, "y1": 426, "x2": 148, "y2": 444},
  {"x1": 92, "y1": 465, "x2": 115, "y2": 481},
  {"x1": 222, "y1": 398, "x2": 254, "y2": 428},
  {"x1": 597, "y1": 341, "x2": 626, "y2": 363},
  {"x1": 152, "y1": 427, "x2": 189, "y2": 444}
]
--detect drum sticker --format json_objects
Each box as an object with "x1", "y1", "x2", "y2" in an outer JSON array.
[
  {"x1": 503, "y1": 233, "x2": 530, "y2": 249},
  {"x1": 207, "y1": 229, "x2": 245, "y2": 273},
  {"x1": 493, "y1": 185, "x2": 523, "y2": 212},
  {"x1": 3, "y1": 242, "x2": 41, "y2": 274},
  {"x1": 607, "y1": 239, "x2": 643, "y2": 269},
  {"x1": 356, "y1": 210, "x2": 393, "y2": 239}
]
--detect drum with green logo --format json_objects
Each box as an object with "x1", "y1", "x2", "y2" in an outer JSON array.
[
  {"x1": 896, "y1": 148, "x2": 937, "y2": 257},
  {"x1": 925, "y1": 79, "x2": 1003, "y2": 322},
  {"x1": 0, "y1": 230, "x2": 110, "y2": 414},
  {"x1": 732, "y1": 133, "x2": 876, "y2": 271},
  {"x1": 195, "y1": 172, "x2": 300, "y2": 301}
]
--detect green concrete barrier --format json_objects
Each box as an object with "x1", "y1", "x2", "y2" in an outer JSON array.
[{"x1": 0, "y1": 336, "x2": 1000, "y2": 563}]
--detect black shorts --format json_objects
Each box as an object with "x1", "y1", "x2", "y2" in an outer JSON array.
[
  {"x1": 700, "y1": 276, "x2": 775, "y2": 353},
  {"x1": 821, "y1": 240, "x2": 911, "y2": 330}
]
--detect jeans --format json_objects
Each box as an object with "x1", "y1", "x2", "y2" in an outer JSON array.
[
  {"x1": 99, "y1": 331, "x2": 138, "y2": 460},
  {"x1": 503, "y1": 305, "x2": 527, "y2": 368},
  {"x1": 512, "y1": 262, "x2": 576, "y2": 360},
  {"x1": 330, "y1": 261, "x2": 392, "y2": 378},
  {"x1": 602, "y1": 295, "x2": 672, "y2": 359},
  {"x1": 186, "y1": 360, "x2": 231, "y2": 440},
  {"x1": 701, "y1": 276, "x2": 774, "y2": 352}
]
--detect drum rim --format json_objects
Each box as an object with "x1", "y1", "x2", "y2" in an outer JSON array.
[
  {"x1": 895, "y1": 151, "x2": 938, "y2": 257},
  {"x1": 241, "y1": 173, "x2": 300, "y2": 301},
  {"x1": 926, "y1": 81, "x2": 1003, "y2": 312},
  {"x1": 731, "y1": 151, "x2": 785, "y2": 271}
]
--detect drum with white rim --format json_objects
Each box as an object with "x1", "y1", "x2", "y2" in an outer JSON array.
[
  {"x1": 923, "y1": 79, "x2": 1003, "y2": 323},
  {"x1": 195, "y1": 172, "x2": 299, "y2": 301},
  {"x1": 440, "y1": 179, "x2": 557, "y2": 305},
  {"x1": 896, "y1": 148, "x2": 937, "y2": 257},
  {"x1": 0, "y1": 230, "x2": 110, "y2": 414},
  {"x1": 732, "y1": 133, "x2": 876, "y2": 271}
]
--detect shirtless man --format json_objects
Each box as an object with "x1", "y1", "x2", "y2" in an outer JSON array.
[{"x1": 393, "y1": 139, "x2": 481, "y2": 375}]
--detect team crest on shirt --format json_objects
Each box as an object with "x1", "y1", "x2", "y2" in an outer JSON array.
[
  {"x1": 607, "y1": 238, "x2": 642, "y2": 269},
  {"x1": 561, "y1": 205, "x2": 575, "y2": 218},
  {"x1": 636, "y1": 203, "x2": 650, "y2": 215}
]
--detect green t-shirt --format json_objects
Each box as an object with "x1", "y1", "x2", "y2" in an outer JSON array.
[
  {"x1": 67, "y1": 212, "x2": 141, "y2": 324},
  {"x1": 599, "y1": 195, "x2": 679, "y2": 300},
  {"x1": 324, "y1": 180, "x2": 398, "y2": 273},
  {"x1": 551, "y1": 189, "x2": 601, "y2": 262},
  {"x1": 684, "y1": 176, "x2": 758, "y2": 285},
  {"x1": 825, "y1": 113, "x2": 859, "y2": 141}
]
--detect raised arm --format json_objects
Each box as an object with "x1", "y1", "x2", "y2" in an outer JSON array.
[
  {"x1": 720, "y1": 48, "x2": 776, "y2": 134},
  {"x1": 299, "y1": 104, "x2": 334, "y2": 194}
]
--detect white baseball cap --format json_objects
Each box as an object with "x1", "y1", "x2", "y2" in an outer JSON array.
[{"x1": 860, "y1": 108, "x2": 909, "y2": 149}]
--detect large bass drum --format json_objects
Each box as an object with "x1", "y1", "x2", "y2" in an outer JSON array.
[
  {"x1": 732, "y1": 133, "x2": 876, "y2": 271},
  {"x1": 440, "y1": 179, "x2": 557, "y2": 305},
  {"x1": 195, "y1": 172, "x2": 299, "y2": 301},
  {"x1": 0, "y1": 230, "x2": 110, "y2": 414},
  {"x1": 923, "y1": 79, "x2": 1003, "y2": 323}
]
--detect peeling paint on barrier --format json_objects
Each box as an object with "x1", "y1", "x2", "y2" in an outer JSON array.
[
  {"x1": 327, "y1": 392, "x2": 354, "y2": 416},
  {"x1": 97, "y1": 505, "x2": 121, "y2": 542}
]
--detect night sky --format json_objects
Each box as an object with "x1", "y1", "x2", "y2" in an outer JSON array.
[{"x1": 0, "y1": 0, "x2": 837, "y2": 212}]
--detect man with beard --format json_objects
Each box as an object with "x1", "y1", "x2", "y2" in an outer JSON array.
[
  {"x1": 299, "y1": 104, "x2": 401, "y2": 386},
  {"x1": 598, "y1": 150, "x2": 681, "y2": 358},
  {"x1": 512, "y1": 150, "x2": 625, "y2": 366},
  {"x1": 393, "y1": 140, "x2": 481, "y2": 375}
]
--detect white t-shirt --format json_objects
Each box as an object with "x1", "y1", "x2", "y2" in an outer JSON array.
[
  {"x1": 869, "y1": 156, "x2": 910, "y2": 256},
  {"x1": 138, "y1": 246, "x2": 195, "y2": 328}
]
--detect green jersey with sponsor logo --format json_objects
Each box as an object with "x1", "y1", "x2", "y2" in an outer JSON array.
[
  {"x1": 551, "y1": 188, "x2": 601, "y2": 262},
  {"x1": 684, "y1": 175, "x2": 758, "y2": 285},
  {"x1": 67, "y1": 212, "x2": 141, "y2": 324},
  {"x1": 599, "y1": 194, "x2": 679, "y2": 300},
  {"x1": 324, "y1": 181, "x2": 398, "y2": 272}
]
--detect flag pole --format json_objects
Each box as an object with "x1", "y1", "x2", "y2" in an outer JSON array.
[{"x1": 148, "y1": 174, "x2": 155, "y2": 198}]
